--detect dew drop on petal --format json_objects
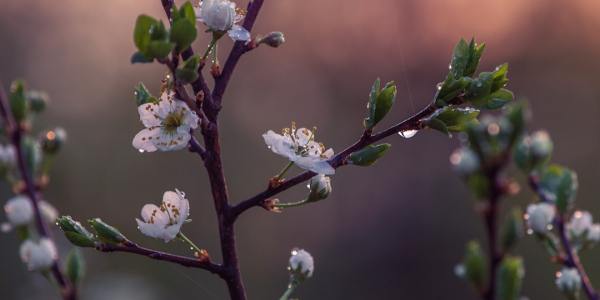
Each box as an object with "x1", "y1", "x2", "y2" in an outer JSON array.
[
  {"x1": 138, "y1": 149, "x2": 145, "y2": 153},
  {"x1": 398, "y1": 130, "x2": 418, "y2": 139}
]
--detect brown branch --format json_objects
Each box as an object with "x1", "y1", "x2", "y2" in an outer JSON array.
[
  {"x1": 231, "y1": 96, "x2": 464, "y2": 219},
  {"x1": 0, "y1": 82, "x2": 77, "y2": 300},
  {"x1": 96, "y1": 242, "x2": 224, "y2": 275},
  {"x1": 529, "y1": 176, "x2": 599, "y2": 300}
]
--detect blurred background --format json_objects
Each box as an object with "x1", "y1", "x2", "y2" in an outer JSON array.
[{"x1": 1, "y1": 0, "x2": 600, "y2": 299}]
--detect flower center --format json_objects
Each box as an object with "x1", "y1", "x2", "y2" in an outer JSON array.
[{"x1": 163, "y1": 111, "x2": 184, "y2": 133}]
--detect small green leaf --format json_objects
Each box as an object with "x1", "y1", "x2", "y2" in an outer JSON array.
[
  {"x1": 133, "y1": 15, "x2": 158, "y2": 52},
  {"x1": 26, "y1": 90, "x2": 49, "y2": 113},
  {"x1": 130, "y1": 51, "x2": 154, "y2": 64},
  {"x1": 364, "y1": 79, "x2": 397, "y2": 129},
  {"x1": 171, "y1": 18, "x2": 197, "y2": 52},
  {"x1": 178, "y1": 2, "x2": 197, "y2": 24},
  {"x1": 449, "y1": 38, "x2": 470, "y2": 78},
  {"x1": 539, "y1": 165, "x2": 578, "y2": 213},
  {"x1": 88, "y1": 218, "x2": 127, "y2": 244},
  {"x1": 175, "y1": 55, "x2": 201, "y2": 84},
  {"x1": 348, "y1": 144, "x2": 391, "y2": 166},
  {"x1": 427, "y1": 107, "x2": 480, "y2": 135},
  {"x1": 485, "y1": 88, "x2": 514, "y2": 110},
  {"x1": 464, "y1": 39, "x2": 486, "y2": 77},
  {"x1": 134, "y1": 82, "x2": 156, "y2": 106},
  {"x1": 146, "y1": 40, "x2": 175, "y2": 60},
  {"x1": 467, "y1": 173, "x2": 490, "y2": 199},
  {"x1": 65, "y1": 248, "x2": 85, "y2": 285},
  {"x1": 496, "y1": 256, "x2": 524, "y2": 300},
  {"x1": 21, "y1": 137, "x2": 41, "y2": 176},
  {"x1": 491, "y1": 63, "x2": 509, "y2": 92},
  {"x1": 434, "y1": 74, "x2": 471, "y2": 107},
  {"x1": 9, "y1": 80, "x2": 28, "y2": 122},
  {"x1": 463, "y1": 240, "x2": 486, "y2": 291},
  {"x1": 57, "y1": 216, "x2": 97, "y2": 247},
  {"x1": 500, "y1": 208, "x2": 524, "y2": 252}
]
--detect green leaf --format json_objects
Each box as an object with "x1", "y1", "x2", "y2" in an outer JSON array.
[
  {"x1": 496, "y1": 256, "x2": 524, "y2": 300},
  {"x1": 57, "y1": 216, "x2": 97, "y2": 247},
  {"x1": 463, "y1": 240, "x2": 486, "y2": 291},
  {"x1": 491, "y1": 63, "x2": 509, "y2": 92},
  {"x1": 133, "y1": 15, "x2": 158, "y2": 52},
  {"x1": 171, "y1": 18, "x2": 197, "y2": 52},
  {"x1": 26, "y1": 90, "x2": 49, "y2": 113},
  {"x1": 65, "y1": 248, "x2": 85, "y2": 285},
  {"x1": 500, "y1": 208, "x2": 524, "y2": 252},
  {"x1": 464, "y1": 39, "x2": 486, "y2": 77},
  {"x1": 21, "y1": 137, "x2": 40, "y2": 176},
  {"x1": 364, "y1": 79, "x2": 397, "y2": 129},
  {"x1": 178, "y1": 2, "x2": 197, "y2": 24},
  {"x1": 427, "y1": 107, "x2": 479, "y2": 135},
  {"x1": 146, "y1": 40, "x2": 175, "y2": 60},
  {"x1": 134, "y1": 82, "x2": 156, "y2": 106},
  {"x1": 9, "y1": 80, "x2": 28, "y2": 122},
  {"x1": 130, "y1": 51, "x2": 154, "y2": 64},
  {"x1": 449, "y1": 38, "x2": 486, "y2": 78},
  {"x1": 88, "y1": 218, "x2": 127, "y2": 244},
  {"x1": 539, "y1": 165, "x2": 578, "y2": 213},
  {"x1": 348, "y1": 144, "x2": 391, "y2": 166},
  {"x1": 434, "y1": 74, "x2": 471, "y2": 107},
  {"x1": 175, "y1": 55, "x2": 201, "y2": 84},
  {"x1": 467, "y1": 173, "x2": 490, "y2": 199},
  {"x1": 485, "y1": 88, "x2": 514, "y2": 110}
]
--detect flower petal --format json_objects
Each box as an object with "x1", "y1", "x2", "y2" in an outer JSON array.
[
  {"x1": 263, "y1": 130, "x2": 295, "y2": 159},
  {"x1": 132, "y1": 127, "x2": 160, "y2": 152},
  {"x1": 137, "y1": 103, "x2": 161, "y2": 128},
  {"x1": 294, "y1": 157, "x2": 335, "y2": 175},
  {"x1": 154, "y1": 130, "x2": 191, "y2": 151},
  {"x1": 228, "y1": 25, "x2": 251, "y2": 42}
]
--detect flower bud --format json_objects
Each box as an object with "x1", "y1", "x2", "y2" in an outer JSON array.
[
  {"x1": 0, "y1": 144, "x2": 17, "y2": 169},
  {"x1": 450, "y1": 147, "x2": 480, "y2": 176},
  {"x1": 3, "y1": 195, "x2": 34, "y2": 228},
  {"x1": 88, "y1": 218, "x2": 127, "y2": 244},
  {"x1": 555, "y1": 268, "x2": 581, "y2": 297},
  {"x1": 568, "y1": 211, "x2": 593, "y2": 237},
  {"x1": 289, "y1": 248, "x2": 314, "y2": 280},
  {"x1": 259, "y1": 31, "x2": 285, "y2": 48},
  {"x1": 19, "y1": 238, "x2": 58, "y2": 271},
  {"x1": 57, "y1": 216, "x2": 97, "y2": 247},
  {"x1": 529, "y1": 130, "x2": 552, "y2": 161},
  {"x1": 40, "y1": 127, "x2": 67, "y2": 155},
  {"x1": 196, "y1": 0, "x2": 236, "y2": 32},
  {"x1": 587, "y1": 224, "x2": 600, "y2": 242},
  {"x1": 307, "y1": 174, "x2": 331, "y2": 202},
  {"x1": 525, "y1": 203, "x2": 555, "y2": 234},
  {"x1": 26, "y1": 90, "x2": 49, "y2": 113}
]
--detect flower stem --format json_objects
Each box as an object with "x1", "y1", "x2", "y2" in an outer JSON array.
[
  {"x1": 177, "y1": 232, "x2": 202, "y2": 254},
  {"x1": 202, "y1": 36, "x2": 219, "y2": 62},
  {"x1": 279, "y1": 279, "x2": 299, "y2": 300},
  {"x1": 274, "y1": 161, "x2": 294, "y2": 181},
  {"x1": 275, "y1": 198, "x2": 309, "y2": 209}
]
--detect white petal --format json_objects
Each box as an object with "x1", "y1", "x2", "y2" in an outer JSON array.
[
  {"x1": 39, "y1": 201, "x2": 58, "y2": 223},
  {"x1": 154, "y1": 130, "x2": 191, "y2": 151},
  {"x1": 5, "y1": 196, "x2": 34, "y2": 226},
  {"x1": 137, "y1": 103, "x2": 161, "y2": 128},
  {"x1": 295, "y1": 128, "x2": 313, "y2": 145},
  {"x1": 263, "y1": 130, "x2": 295, "y2": 159},
  {"x1": 228, "y1": 25, "x2": 251, "y2": 42},
  {"x1": 294, "y1": 157, "x2": 335, "y2": 175},
  {"x1": 140, "y1": 204, "x2": 169, "y2": 226},
  {"x1": 132, "y1": 127, "x2": 160, "y2": 152},
  {"x1": 322, "y1": 148, "x2": 334, "y2": 159}
]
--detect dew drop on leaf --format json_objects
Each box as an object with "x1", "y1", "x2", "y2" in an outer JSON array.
[{"x1": 398, "y1": 130, "x2": 418, "y2": 139}]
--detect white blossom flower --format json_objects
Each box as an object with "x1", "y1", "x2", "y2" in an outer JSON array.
[
  {"x1": 136, "y1": 190, "x2": 190, "y2": 242},
  {"x1": 555, "y1": 267, "x2": 581, "y2": 294},
  {"x1": 449, "y1": 148, "x2": 480, "y2": 176},
  {"x1": 195, "y1": 0, "x2": 251, "y2": 42},
  {"x1": 525, "y1": 203, "x2": 555, "y2": 234},
  {"x1": 588, "y1": 224, "x2": 600, "y2": 242},
  {"x1": 289, "y1": 248, "x2": 314, "y2": 278},
  {"x1": 568, "y1": 211, "x2": 593, "y2": 237},
  {"x1": 0, "y1": 144, "x2": 16, "y2": 167},
  {"x1": 263, "y1": 125, "x2": 335, "y2": 175},
  {"x1": 2, "y1": 196, "x2": 59, "y2": 232},
  {"x1": 132, "y1": 91, "x2": 199, "y2": 153},
  {"x1": 19, "y1": 238, "x2": 58, "y2": 271}
]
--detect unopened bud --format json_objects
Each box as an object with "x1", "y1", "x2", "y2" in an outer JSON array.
[
  {"x1": 259, "y1": 31, "x2": 285, "y2": 48},
  {"x1": 41, "y1": 127, "x2": 67, "y2": 155},
  {"x1": 450, "y1": 147, "x2": 480, "y2": 176},
  {"x1": 26, "y1": 90, "x2": 49, "y2": 113},
  {"x1": 288, "y1": 248, "x2": 314, "y2": 280},
  {"x1": 88, "y1": 218, "x2": 127, "y2": 244},
  {"x1": 57, "y1": 216, "x2": 96, "y2": 247},
  {"x1": 307, "y1": 174, "x2": 331, "y2": 202},
  {"x1": 525, "y1": 203, "x2": 555, "y2": 234},
  {"x1": 555, "y1": 268, "x2": 581, "y2": 297}
]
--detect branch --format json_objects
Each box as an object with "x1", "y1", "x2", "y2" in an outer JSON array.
[
  {"x1": 0, "y1": 82, "x2": 77, "y2": 300},
  {"x1": 96, "y1": 241, "x2": 224, "y2": 275},
  {"x1": 529, "y1": 176, "x2": 599, "y2": 300},
  {"x1": 231, "y1": 96, "x2": 465, "y2": 219},
  {"x1": 211, "y1": 0, "x2": 264, "y2": 111}
]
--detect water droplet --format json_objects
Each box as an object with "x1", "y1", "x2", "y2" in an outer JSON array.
[
  {"x1": 527, "y1": 229, "x2": 533, "y2": 235},
  {"x1": 398, "y1": 129, "x2": 418, "y2": 139},
  {"x1": 547, "y1": 224, "x2": 554, "y2": 231},
  {"x1": 306, "y1": 184, "x2": 310, "y2": 189},
  {"x1": 138, "y1": 149, "x2": 145, "y2": 153},
  {"x1": 436, "y1": 83, "x2": 443, "y2": 90},
  {"x1": 475, "y1": 81, "x2": 483, "y2": 88},
  {"x1": 190, "y1": 247, "x2": 194, "y2": 250},
  {"x1": 448, "y1": 64, "x2": 452, "y2": 70}
]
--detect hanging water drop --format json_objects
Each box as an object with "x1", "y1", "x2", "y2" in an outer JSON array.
[
  {"x1": 138, "y1": 149, "x2": 145, "y2": 153},
  {"x1": 398, "y1": 129, "x2": 418, "y2": 139}
]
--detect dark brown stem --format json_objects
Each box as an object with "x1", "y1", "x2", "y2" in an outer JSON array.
[
  {"x1": 482, "y1": 168, "x2": 503, "y2": 300},
  {"x1": 0, "y1": 83, "x2": 77, "y2": 300},
  {"x1": 231, "y1": 97, "x2": 465, "y2": 219},
  {"x1": 96, "y1": 242, "x2": 223, "y2": 275},
  {"x1": 529, "y1": 176, "x2": 599, "y2": 300}
]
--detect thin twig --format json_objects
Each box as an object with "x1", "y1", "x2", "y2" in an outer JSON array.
[
  {"x1": 0, "y1": 81, "x2": 77, "y2": 300},
  {"x1": 529, "y1": 176, "x2": 599, "y2": 300},
  {"x1": 96, "y1": 242, "x2": 224, "y2": 275}
]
